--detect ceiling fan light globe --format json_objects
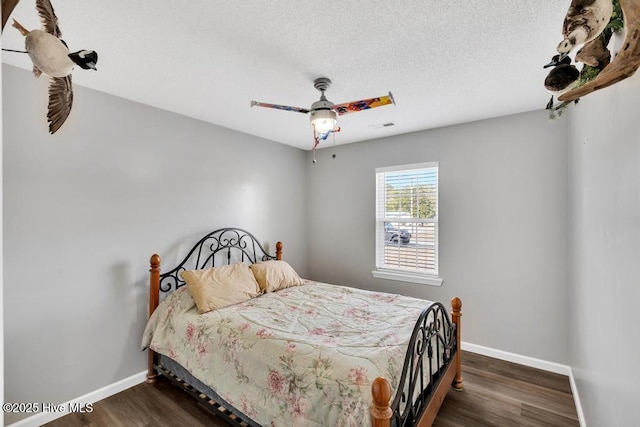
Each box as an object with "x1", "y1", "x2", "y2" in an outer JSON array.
[
  {"x1": 312, "y1": 118, "x2": 337, "y2": 134},
  {"x1": 310, "y1": 109, "x2": 337, "y2": 134}
]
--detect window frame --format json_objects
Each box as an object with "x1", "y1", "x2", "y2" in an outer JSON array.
[{"x1": 372, "y1": 162, "x2": 443, "y2": 286}]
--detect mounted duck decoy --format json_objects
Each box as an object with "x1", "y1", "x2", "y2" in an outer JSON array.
[
  {"x1": 559, "y1": 0, "x2": 640, "y2": 103},
  {"x1": 11, "y1": 0, "x2": 98, "y2": 134},
  {"x1": 557, "y1": 0, "x2": 614, "y2": 59},
  {"x1": 544, "y1": 55, "x2": 581, "y2": 109}
]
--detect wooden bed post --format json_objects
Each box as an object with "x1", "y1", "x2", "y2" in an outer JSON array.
[
  {"x1": 275, "y1": 241, "x2": 283, "y2": 260},
  {"x1": 146, "y1": 254, "x2": 161, "y2": 384},
  {"x1": 371, "y1": 377, "x2": 392, "y2": 427},
  {"x1": 451, "y1": 297, "x2": 463, "y2": 391}
]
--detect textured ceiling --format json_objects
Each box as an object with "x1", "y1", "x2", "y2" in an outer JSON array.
[{"x1": 2, "y1": 1, "x2": 570, "y2": 149}]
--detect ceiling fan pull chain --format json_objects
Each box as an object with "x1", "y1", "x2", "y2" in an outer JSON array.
[
  {"x1": 332, "y1": 131, "x2": 337, "y2": 159},
  {"x1": 312, "y1": 126, "x2": 322, "y2": 163}
]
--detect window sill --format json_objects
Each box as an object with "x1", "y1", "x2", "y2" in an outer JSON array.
[{"x1": 371, "y1": 270, "x2": 443, "y2": 286}]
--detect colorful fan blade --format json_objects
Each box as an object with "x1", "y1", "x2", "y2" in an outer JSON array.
[
  {"x1": 250, "y1": 101, "x2": 310, "y2": 114},
  {"x1": 332, "y1": 92, "x2": 395, "y2": 116}
]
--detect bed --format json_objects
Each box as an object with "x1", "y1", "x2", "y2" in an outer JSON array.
[{"x1": 142, "y1": 228, "x2": 462, "y2": 426}]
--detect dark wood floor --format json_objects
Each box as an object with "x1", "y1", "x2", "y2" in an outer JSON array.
[
  {"x1": 45, "y1": 351, "x2": 579, "y2": 427},
  {"x1": 434, "y1": 352, "x2": 579, "y2": 427}
]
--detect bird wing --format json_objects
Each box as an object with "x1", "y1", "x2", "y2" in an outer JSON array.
[
  {"x1": 2, "y1": 0, "x2": 21, "y2": 31},
  {"x1": 47, "y1": 75, "x2": 73, "y2": 134},
  {"x1": 36, "y1": 0, "x2": 62, "y2": 38}
]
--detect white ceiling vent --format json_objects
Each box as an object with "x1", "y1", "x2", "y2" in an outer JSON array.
[{"x1": 369, "y1": 122, "x2": 396, "y2": 129}]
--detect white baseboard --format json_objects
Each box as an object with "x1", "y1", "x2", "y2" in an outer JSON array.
[
  {"x1": 568, "y1": 367, "x2": 587, "y2": 427},
  {"x1": 462, "y1": 341, "x2": 585, "y2": 426},
  {"x1": 7, "y1": 371, "x2": 147, "y2": 427},
  {"x1": 462, "y1": 341, "x2": 571, "y2": 375}
]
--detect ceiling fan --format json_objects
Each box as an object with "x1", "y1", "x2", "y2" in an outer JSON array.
[{"x1": 251, "y1": 77, "x2": 395, "y2": 155}]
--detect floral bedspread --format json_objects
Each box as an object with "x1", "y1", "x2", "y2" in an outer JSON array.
[{"x1": 141, "y1": 280, "x2": 433, "y2": 426}]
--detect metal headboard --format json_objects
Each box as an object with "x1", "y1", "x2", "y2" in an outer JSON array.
[{"x1": 158, "y1": 227, "x2": 278, "y2": 293}]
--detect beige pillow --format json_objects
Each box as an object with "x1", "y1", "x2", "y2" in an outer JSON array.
[
  {"x1": 249, "y1": 260, "x2": 304, "y2": 292},
  {"x1": 181, "y1": 263, "x2": 261, "y2": 314}
]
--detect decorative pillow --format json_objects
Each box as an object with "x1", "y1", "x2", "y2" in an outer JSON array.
[
  {"x1": 249, "y1": 260, "x2": 304, "y2": 292},
  {"x1": 180, "y1": 263, "x2": 261, "y2": 314}
]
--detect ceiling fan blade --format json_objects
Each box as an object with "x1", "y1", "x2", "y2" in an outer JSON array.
[
  {"x1": 250, "y1": 101, "x2": 310, "y2": 114},
  {"x1": 332, "y1": 92, "x2": 395, "y2": 116}
]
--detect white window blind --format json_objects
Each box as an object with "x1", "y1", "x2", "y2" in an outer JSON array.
[{"x1": 374, "y1": 162, "x2": 441, "y2": 285}]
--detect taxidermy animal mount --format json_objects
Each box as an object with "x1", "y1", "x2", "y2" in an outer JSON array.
[
  {"x1": 557, "y1": 0, "x2": 613, "y2": 58},
  {"x1": 559, "y1": 0, "x2": 640, "y2": 102},
  {"x1": 545, "y1": 0, "x2": 640, "y2": 110},
  {"x1": 7, "y1": 0, "x2": 98, "y2": 134}
]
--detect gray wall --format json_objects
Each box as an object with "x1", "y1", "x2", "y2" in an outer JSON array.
[
  {"x1": 2, "y1": 64, "x2": 308, "y2": 424},
  {"x1": 307, "y1": 110, "x2": 571, "y2": 364},
  {"x1": 568, "y1": 77, "x2": 640, "y2": 425}
]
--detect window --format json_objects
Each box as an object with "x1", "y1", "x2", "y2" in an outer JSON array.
[{"x1": 373, "y1": 162, "x2": 442, "y2": 286}]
